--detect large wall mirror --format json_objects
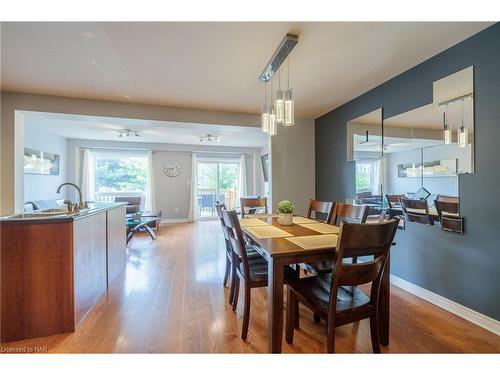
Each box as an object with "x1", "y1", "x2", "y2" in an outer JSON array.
[
  {"x1": 347, "y1": 108, "x2": 383, "y2": 161},
  {"x1": 347, "y1": 67, "x2": 474, "y2": 233}
]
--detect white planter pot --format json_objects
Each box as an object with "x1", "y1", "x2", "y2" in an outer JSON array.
[{"x1": 278, "y1": 213, "x2": 293, "y2": 225}]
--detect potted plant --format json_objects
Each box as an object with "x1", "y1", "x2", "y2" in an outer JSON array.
[{"x1": 277, "y1": 200, "x2": 295, "y2": 225}]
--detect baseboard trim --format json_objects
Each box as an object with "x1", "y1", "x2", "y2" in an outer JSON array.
[
  {"x1": 390, "y1": 275, "x2": 500, "y2": 336},
  {"x1": 160, "y1": 218, "x2": 190, "y2": 224}
]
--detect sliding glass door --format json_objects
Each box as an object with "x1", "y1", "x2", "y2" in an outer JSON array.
[{"x1": 197, "y1": 159, "x2": 239, "y2": 218}]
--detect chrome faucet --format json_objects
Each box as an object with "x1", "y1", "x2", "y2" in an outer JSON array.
[{"x1": 56, "y1": 183, "x2": 88, "y2": 210}]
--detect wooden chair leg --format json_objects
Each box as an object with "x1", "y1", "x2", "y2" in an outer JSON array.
[
  {"x1": 228, "y1": 262, "x2": 236, "y2": 304},
  {"x1": 294, "y1": 297, "x2": 300, "y2": 329},
  {"x1": 232, "y1": 277, "x2": 240, "y2": 312},
  {"x1": 370, "y1": 314, "x2": 381, "y2": 353},
  {"x1": 223, "y1": 255, "x2": 231, "y2": 287},
  {"x1": 241, "y1": 283, "x2": 251, "y2": 340},
  {"x1": 285, "y1": 288, "x2": 296, "y2": 344},
  {"x1": 292, "y1": 266, "x2": 300, "y2": 329},
  {"x1": 326, "y1": 320, "x2": 336, "y2": 353},
  {"x1": 314, "y1": 313, "x2": 321, "y2": 323}
]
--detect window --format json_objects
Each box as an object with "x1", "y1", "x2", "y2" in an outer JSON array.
[
  {"x1": 355, "y1": 158, "x2": 384, "y2": 195},
  {"x1": 94, "y1": 153, "x2": 148, "y2": 195},
  {"x1": 197, "y1": 159, "x2": 240, "y2": 217},
  {"x1": 355, "y1": 160, "x2": 373, "y2": 192}
]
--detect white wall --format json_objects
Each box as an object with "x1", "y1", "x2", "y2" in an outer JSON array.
[
  {"x1": 24, "y1": 123, "x2": 67, "y2": 202},
  {"x1": 152, "y1": 151, "x2": 192, "y2": 220},
  {"x1": 271, "y1": 119, "x2": 315, "y2": 216}
]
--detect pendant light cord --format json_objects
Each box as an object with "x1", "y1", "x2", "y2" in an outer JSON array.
[
  {"x1": 461, "y1": 98, "x2": 464, "y2": 129},
  {"x1": 287, "y1": 58, "x2": 290, "y2": 89},
  {"x1": 278, "y1": 67, "x2": 281, "y2": 90}
]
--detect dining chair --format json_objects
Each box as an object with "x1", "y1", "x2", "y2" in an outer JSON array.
[
  {"x1": 400, "y1": 198, "x2": 432, "y2": 225},
  {"x1": 385, "y1": 194, "x2": 405, "y2": 219},
  {"x1": 214, "y1": 202, "x2": 261, "y2": 305},
  {"x1": 285, "y1": 219, "x2": 399, "y2": 353},
  {"x1": 221, "y1": 209, "x2": 270, "y2": 339},
  {"x1": 330, "y1": 203, "x2": 369, "y2": 225},
  {"x1": 302, "y1": 203, "x2": 369, "y2": 276},
  {"x1": 433, "y1": 196, "x2": 461, "y2": 233},
  {"x1": 307, "y1": 199, "x2": 335, "y2": 223},
  {"x1": 435, "y1": 194, "x2": 459, "y2": 204},
  {"x1": 240, "y1": 197, "x2": 268, "y2": 218},
  {"x1": 386, "y1": 194, "x2": 405, "y2": 209}
]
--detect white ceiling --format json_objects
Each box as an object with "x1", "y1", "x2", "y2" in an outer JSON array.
[
  {"x1": 22, "y1": 111, "x2": 268, "y2": 147},
  {"x1": 1, "y1": 22, "x2": 493, "y2": 118}
]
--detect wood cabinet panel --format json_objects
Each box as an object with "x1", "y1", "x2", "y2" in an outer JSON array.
[
  {"x1": 106, "y1": 206, "x2": 126, "y2": 287},
  {"x1": 73, "y1": 213, "x2": 107, "y2": 325},
  {"x1": 0, "y1": 222, "x2": 74, "y2": 343}
]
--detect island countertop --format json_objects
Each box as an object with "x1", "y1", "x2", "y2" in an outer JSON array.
[
  {"x1": 1, "y1": 201, "x2": 127, "y2": 343},
  {"x1": 0, "y1": 202, "x2": 127, "y2": 224}
]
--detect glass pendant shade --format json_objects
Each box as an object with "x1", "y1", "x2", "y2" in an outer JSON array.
[
  {"x1": 458, "y1": 126, "x2": 468, "y2": 148},
  {"x1": 269, "y1": 107, "x2": 277, "y2": 136},
  {"x1": 275, "y1": 90, "x2": 284, "y2": 124},
  {"x1": 442, "y1": 111, "x2": 451, "y2": 145},
  {"x1": 261, "y1": 104, "x2": 270, "y2": 134},
  {"x1": 444, "y1": 128, "x2": 452, "y2": 145},
  {"x1": 284, "y1": 89, "x2": 294, "y2": 126}
]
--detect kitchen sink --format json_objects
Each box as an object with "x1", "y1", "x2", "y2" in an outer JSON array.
[{"x1": 4, "y1": 209, "x2": 90, "y2": 220}]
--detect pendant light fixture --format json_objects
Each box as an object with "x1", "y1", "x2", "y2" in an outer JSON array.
[
  {"x1": 269, "y1": 78, "x2": 277, "y2": 136},
  {"x1": 275, "y1": 69, "x2": 284, "y2": 124},
  {"x1": 458, "y1": 98, "x2": 468, "y2": 148},
  {"x1": 443, "y1": 105, "x2": 451, "y2": 145},
  {"x1": 258, "y1": 33, "x2": 298, "y2": 135},
  {"x1": 261, "y1": 81, "x2": 270, "y2": 134},
  {"x1": 284, "y1": 58, "x2": 294, "y2": 126}
]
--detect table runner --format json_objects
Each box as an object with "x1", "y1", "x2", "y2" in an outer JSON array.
[
  {"x1": 292, "y1": 216, "x2": 318, "y2": 224},
  {"x1": 286, "y1": 234, "x2": 338, "y2": 250},
  {"x1": 239, "y1": 218, "x2": 270, "y2": 227},
  {"x1": 245, "y1": 225, "x2": 293, "y2": 239},
  {"x1": 297, "y1": 222, "x2": 339, "y2": 234}
]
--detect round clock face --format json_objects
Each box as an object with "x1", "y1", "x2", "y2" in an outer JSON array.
[{"x1": 163, "y1": 161, "x2": 181, "y2": 177}]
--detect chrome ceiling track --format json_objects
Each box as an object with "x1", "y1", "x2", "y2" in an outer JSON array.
[{"x1": 259, "y1": 34, "x2": 299, "y2": 82}]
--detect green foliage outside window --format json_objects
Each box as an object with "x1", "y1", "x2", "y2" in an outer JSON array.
[
  {"x1": 197, "y1": 162, "x2": 238, "y2": 189},
  {"x1": 95, "y1": 156, "x2": 147, "y2": 193}
]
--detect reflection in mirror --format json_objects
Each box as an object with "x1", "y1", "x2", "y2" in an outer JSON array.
[
  {"x1": 381, "y1": 66, "x2": 473, "y2": 233},
  {"x1": 347, "y1": 109, "x2": 384, "y2": 211},
  {"x1": 347, "y1": 108, "x2": 383, "y2": 161}
]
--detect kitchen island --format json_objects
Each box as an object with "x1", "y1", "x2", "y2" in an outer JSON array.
[{"x1": 0, "y1": 202, "x2": 127, "y2": 343}]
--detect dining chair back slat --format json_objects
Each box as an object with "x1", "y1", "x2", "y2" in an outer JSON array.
[
  {"x1": 240, "y1": 197, "x2": 268, "y2": 218},
  {"x1": 330, "y1": 203, "x2": 369, "y2": 225},
  {"x1": 400, "y1": 198, "x2": 431, "y2": 224},
  {"x1": 307, "y1": 199, "x2": 335, "y2": 223},
  {"x1": 385, "y1": 194, "x2": 405, "y2": 209},
  {"x1": 222, "y1": 209, "x2": 249, "y2": 272},
  {"x1": 333, "y1": 221, "x2": 397, "y2": 288}
]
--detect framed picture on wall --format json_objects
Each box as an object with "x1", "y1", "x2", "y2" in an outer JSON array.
[
  {"x1": 397, "y1": 159, "x2": 457, "y2": 178},
  {"x1": 24, "y1": 148, "x2": 60, "y2": 175}
]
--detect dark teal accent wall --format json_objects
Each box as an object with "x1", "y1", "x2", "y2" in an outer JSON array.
[{"x1": 315, "y1": 23, "x2": 500, "y2": 320}]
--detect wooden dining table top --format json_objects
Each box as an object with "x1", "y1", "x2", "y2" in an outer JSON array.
[{"x1": 240, "y1": 215, "x2": 338, "y2": 258}]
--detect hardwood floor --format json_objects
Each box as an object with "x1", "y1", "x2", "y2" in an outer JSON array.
[{"x1": 1, "y1": 221, "x2": 499, "y2": 353}]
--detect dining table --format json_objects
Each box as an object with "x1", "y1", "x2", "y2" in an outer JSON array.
[{"x1": 240, "y1": 214, "x2": 391, "y2": 353}]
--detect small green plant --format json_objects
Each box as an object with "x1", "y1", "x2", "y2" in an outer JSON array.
[{"x1": 277, "y1": 200, "x2": 295, "y2": 214}]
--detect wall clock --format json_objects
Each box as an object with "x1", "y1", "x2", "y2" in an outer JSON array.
[{"x1": 163, "y1": 161, "x2": 181, "y2": 177}]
